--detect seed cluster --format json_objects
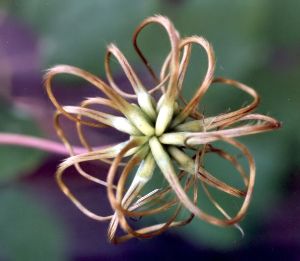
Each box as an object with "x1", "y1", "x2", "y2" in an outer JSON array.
[{"x1": 44, "y1": 15, "x2": 280, "y2": 243}]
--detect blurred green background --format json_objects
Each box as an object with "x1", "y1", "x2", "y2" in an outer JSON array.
[{"x1": 0, "y1": 0, "x2": 299, "y2": 260}]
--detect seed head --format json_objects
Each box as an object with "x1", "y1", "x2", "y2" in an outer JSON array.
[{"x1": 44, "y1": 15, "x2": 280, "y2": 243}]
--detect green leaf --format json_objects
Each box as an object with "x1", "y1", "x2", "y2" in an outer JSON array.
[
  {"x1": 0, "y1": 188, "x2": 67, "y2": 261},
  {"x1": 0, "y1": 101, "x2": 45, "y2": 183},
  {"x1": 159, "y1": 0, "x2": 271, "y2": 79},
  {"x1": 267, "y1": 0, "x2": 300, "y2": 46},
  {"x1": 7, "y1": 0, "x2": 159, "y2": 73}
]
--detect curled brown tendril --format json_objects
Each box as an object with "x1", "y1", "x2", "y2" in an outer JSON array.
[{"x1": 44, "y1": 15, "x2": 280, "y2": 243}]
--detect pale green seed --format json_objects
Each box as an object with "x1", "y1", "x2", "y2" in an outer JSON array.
[
  {"x1": 159, "y1": 132, "x2": 187, "y2": 146},
  {"x1": 155, "y1": 100, "x2": 174, "y2": 136},
  {"x1": 149, "y1": 136, "x2": 175, "y2": 176},
  {"x1": 174, "y1": 120, "x2": 204, "y2": 132},
  {"x1": 167, "y1": 146, "x2": 195, "y2": 173},
  {"x1": 110, "y1": 116, "x2": 143, "y2": 135},
  {"x1": 137, "y1": 91, "x2": 157, "y2": 120},
  {"x1": 125, "y1": 105, "x2": 155, "y2": 136},
  {"x1": 135, "y1": 152, "x2": 156, "y2": 181}
]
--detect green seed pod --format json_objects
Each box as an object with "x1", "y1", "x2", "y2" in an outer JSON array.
[
  {"x1": 125, "y1": 104, "x2": 155, "y2": 136},
  {"x1": 155, "y1": 99, "x2": 174, "y2": 136},
  {"x1": 137, "y1": 90, "x2": 157, "y2": 120}
]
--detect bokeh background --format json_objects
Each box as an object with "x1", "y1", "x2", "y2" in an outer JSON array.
[{"x1": 0, "y1": 0, "x2": 299, "y2": 260}]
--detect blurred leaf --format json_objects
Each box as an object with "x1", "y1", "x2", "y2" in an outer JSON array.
[
  {"x1": 160, "y1": 0, "x2": 271, "y2": 79},
  {"x1": 7, "y1": 0, "x2": 159, "y2": 73},
  {"x1": 0, "y1": 188, "x2": 67, "y2": 261},
  {"x1": 0, "y1": 2, "x2": 9, "y2": 9},
  {"x1": 258, "y1": 70, "x2": 299, "y2": 127},
  {"x1": 243, "y1": 134, "x2": 289, "y2": 225},
  {"x1": 267, "y1": 0, "x2": 300, "y2": 46},
  {"x1": 250, "y1": 64, "x2": 300, "y2": 164},
  {"x1": 0, "y1": 101, "x2": 45, "y2": 183}
]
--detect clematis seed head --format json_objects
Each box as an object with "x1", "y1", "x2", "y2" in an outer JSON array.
[{"x1": 44, "y1": 15, "x2": 280, "y2": 243}]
